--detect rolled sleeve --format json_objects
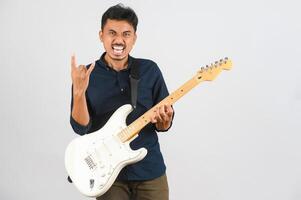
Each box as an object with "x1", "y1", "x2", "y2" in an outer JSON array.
[
  {"x1": 70, "y1": 115, "x2": 92, "y2": 135},
  {"x1": 69, "y1": 85, "x2": 92, "y2": 135}
]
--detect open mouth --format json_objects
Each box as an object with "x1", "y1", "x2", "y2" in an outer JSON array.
[{"x1": 112, "y1": 45, "x2": 125, "y2": 55}]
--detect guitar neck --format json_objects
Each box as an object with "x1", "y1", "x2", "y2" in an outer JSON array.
[
  {"x1": 117, "y1": 58, "x2": 232, "y2": 142},
  {"x1": 118, "y1": 74, "x2": 202, "y2": 142}
]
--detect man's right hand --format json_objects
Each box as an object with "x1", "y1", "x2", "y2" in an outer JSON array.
[{"x1": 71, "y1": 54, "x2": 95, "y2": 97}]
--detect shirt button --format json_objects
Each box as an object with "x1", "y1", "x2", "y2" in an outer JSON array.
[{"x1": 121, "y1": 88, "x2": 124, "y2": 92}]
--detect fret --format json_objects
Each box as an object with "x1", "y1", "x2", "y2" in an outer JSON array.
[{"x1": 125, "y1": 127, "x2": 131, "y2": 137}]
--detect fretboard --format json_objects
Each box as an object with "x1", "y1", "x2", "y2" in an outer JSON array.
[{"x1": 117, "y1": 74, "x2": 202, "y2": 142}]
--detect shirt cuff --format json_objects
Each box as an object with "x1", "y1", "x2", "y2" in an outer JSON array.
[
  {"x1": 70, "y1": 115, "x2": 92, "y2": 135},
  {"x1": 155, "y1": 111, "x2": 175, "y2": 132}
]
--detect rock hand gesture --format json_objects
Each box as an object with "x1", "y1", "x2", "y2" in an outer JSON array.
[{"x1": 71, "y1": 54, "x2": 95, "y2": 96}]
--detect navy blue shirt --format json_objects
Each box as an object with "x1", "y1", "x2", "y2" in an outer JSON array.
[{"x1": 70, "y1": 53, "x2": 173, "y2": 181}]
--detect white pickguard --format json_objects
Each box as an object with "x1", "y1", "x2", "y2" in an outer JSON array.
[{"x1": 65, "y1": 104, "x2": 147, "y2": 197}]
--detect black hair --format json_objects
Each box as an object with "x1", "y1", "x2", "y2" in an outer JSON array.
[{"x1": 101, "y1": 4, "x2": 138, "y2": 32}]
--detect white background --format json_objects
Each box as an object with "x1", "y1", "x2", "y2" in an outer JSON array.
[{"x1": 1, "y1": 0, "x2": 301, "y2": 199}]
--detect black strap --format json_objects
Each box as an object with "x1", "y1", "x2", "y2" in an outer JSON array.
[{"x1": 130, "y1": 58, "x2": 140, "y2": 109}]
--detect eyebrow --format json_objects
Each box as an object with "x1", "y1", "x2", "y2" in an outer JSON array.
[{"x1": 108, "y1": 29, "x2": 132, "y2": 33}]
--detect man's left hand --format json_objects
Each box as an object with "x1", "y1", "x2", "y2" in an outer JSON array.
[{"x1": 150, "y1": 104, "x2": 174, "y2": 131}]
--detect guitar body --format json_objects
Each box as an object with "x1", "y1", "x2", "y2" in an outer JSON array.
[{"x1": 65, "y1": 104, "x2": 147, "y2": 197}]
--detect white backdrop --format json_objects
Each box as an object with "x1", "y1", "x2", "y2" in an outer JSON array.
[{"x1": 1, "y1": 0, "x2": 301, "y2": 199}]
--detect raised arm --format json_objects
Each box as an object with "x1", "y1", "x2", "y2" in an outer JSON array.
[{"x1": 70, "y1": 54, "x2": 95, "y2": 126}]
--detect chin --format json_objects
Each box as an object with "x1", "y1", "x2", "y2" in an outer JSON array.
[{"x1": 109, "y1": 53, "x2": 127, "y2": 61}]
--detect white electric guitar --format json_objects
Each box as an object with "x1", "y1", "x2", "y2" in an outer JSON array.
[{"x1": 65, "y1": 58, "x2": 232, "y2": 197}]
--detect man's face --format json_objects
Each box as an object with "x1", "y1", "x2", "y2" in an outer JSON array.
[{"x1": 99, "y1": 19, "x2": 137, "y2": 62}]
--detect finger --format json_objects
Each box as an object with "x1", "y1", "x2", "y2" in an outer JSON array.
[
  {"x1": 78, "y1": 65, "x2": 87, "y2": 71},
  {"x1": 150, "y1": 115, "x2": 157, "y2": 123},
  {"x1": 163, "y1": 105, "x2": 169, "y2": 119},
  {"x1": 87, "y1": 62, "x2": 95, "y2": 76},
  {"x1": 166, "y1": 105, "x2": 174, "y2": 117},
  {"x1": 157, "y1": 106, "x2": 164, "y2": 122},
  {"x1": 71, "y1": 53, "x2": 77, "y2": 70},
  {"x1": 77, "y1": 65, "x2": 86, "y2": 79},
  {"x1": 77, "y1": 65, "x2": 84, "y2": 75},
  {"x1": 152, "y1": 107, "x2": 161, "y2": 122},
  {"x1": 150, "y1": 110, "x2": 157, "y2": 123}
]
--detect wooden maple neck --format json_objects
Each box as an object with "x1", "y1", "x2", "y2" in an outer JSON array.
[{"x1": 118, "y1": 58, "x2": 232, "y2": 142}]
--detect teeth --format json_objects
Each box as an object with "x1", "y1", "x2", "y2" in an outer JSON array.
[
  {"x1": 112, "y1": 46, "x2": 124, "y2": 55},
  {"x1": 114, "y1": 49, "x2": 123, "y2": 53},
  {"x1": 113, "y1": 46, "x2": 124, "y2": 50}
]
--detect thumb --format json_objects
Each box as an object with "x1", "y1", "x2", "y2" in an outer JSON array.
[{"x1": 87, "y1": 62, "x2": 95, "y2": 76}]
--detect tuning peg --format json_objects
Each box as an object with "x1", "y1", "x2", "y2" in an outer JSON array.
[
  {"x1": 214, "y1": 61, "x2": 219, "y2": 68},
  {"x1": 219, "y1": 59, "x2": 223, "y2": 65}
]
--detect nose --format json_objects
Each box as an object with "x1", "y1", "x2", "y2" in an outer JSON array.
[{"x1": 113, "y1": 34, "x2": 125, "y2": 44}]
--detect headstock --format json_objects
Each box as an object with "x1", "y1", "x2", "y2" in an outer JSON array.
[{"x1": 196, "y1": 57, "x2": 232, "y2": 81}]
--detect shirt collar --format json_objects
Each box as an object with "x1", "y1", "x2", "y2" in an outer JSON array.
[{"x1": 98, "y1": 52, "x2": 133, "y2": 72}]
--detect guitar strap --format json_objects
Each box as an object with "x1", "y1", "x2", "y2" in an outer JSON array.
[
  {"x1": 67, "y1": 57, "x2": 140, "y2": 184},
  {"x1": 130, "y1": 58, "x2": 140, "y2": 109}
]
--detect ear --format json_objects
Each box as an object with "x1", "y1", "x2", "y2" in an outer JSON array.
[{"x1": 99, "y1": 30, "x2": 103, "y2": 42}]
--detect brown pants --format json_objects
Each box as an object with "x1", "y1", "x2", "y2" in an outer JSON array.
[{"x1": 96, "y1": 174, "x2": 169, "y2": 200}]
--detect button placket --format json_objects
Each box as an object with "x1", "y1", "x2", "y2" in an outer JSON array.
[{"x1": 116, "y1": 73, "x2": 124, "y2": 93}]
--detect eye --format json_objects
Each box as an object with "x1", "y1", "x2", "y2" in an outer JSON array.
[
  {"x1": 108, "y1": 31, "x2": 116, "y2": 36},
  {"x1": 123, "y1": 32, "x2": 131, "y2": 37}
]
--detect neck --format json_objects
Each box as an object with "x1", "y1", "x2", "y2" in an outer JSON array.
[{"x1": 104, "y1": 53, "x2": 128, "y2": 71}]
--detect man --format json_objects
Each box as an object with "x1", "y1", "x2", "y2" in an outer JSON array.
[{"x1": 70, "y1": 4, "x2": 174, "y2": 200}]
